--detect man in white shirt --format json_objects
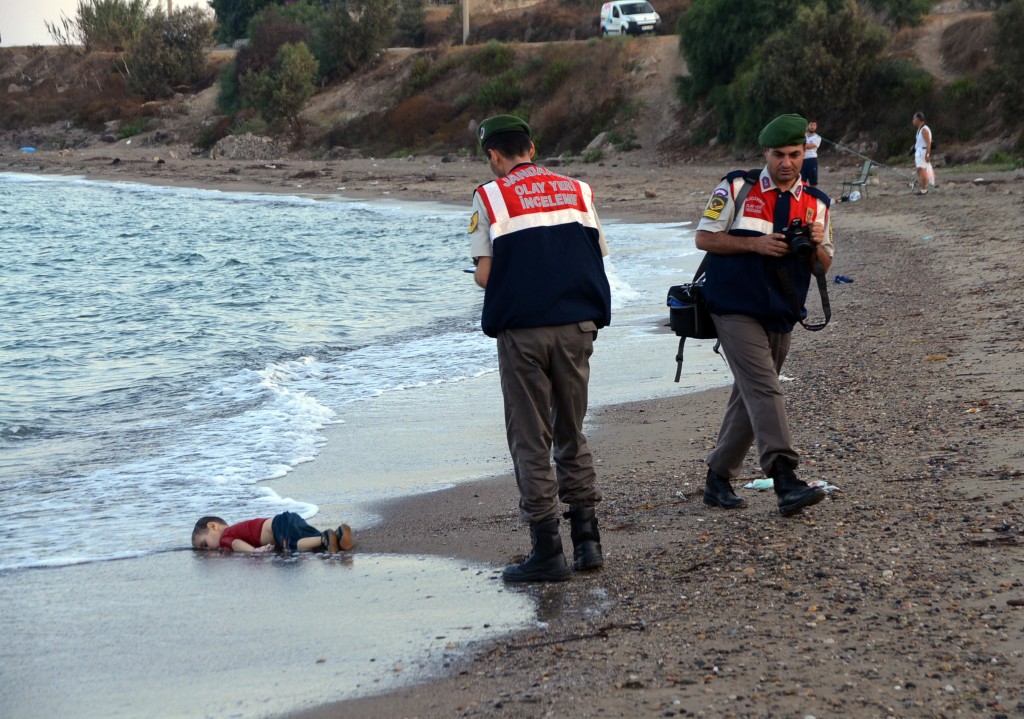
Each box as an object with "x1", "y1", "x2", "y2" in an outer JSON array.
[{"x1": 800, "y1": 120, "x2": 821, "y2": 187}]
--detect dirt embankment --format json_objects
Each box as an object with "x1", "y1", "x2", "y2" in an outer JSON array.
[{"x1": 2, "y1": 0, "x2": 1012, "y2": 164}]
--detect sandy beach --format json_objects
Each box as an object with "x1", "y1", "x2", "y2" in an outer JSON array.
[{"x1": 3, "y1": 143, "x2": 1023, "y2": 718}]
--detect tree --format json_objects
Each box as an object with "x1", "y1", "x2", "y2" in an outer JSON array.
[
  {"x1": 242, "y1": 41, "x2": 319, "y2": 140},
  {"x1": 992, "y1": 0, "x2": 1024, "y2": 123},
  {"x1": 729, "y1": 1, "x2": 888, "y2": 141},
  {"x1": 679, "y1": 0, "x2": 894, "y2": 145},
  {"x1": 126, "y1": 6, "x2": 215, "y2": 98},
  {"x1": 47, "y1": 0, "x2": 152, "y2": 52},
  {"x1": 679, "y1": 0, "x2": 822, "y2": 100},
  {"x1": 313, "y1": 0, "x2": 395, "y2": 82},
  {"x1": 208, "y1": 0, "x2": 277, "y2": 43},
  {"x1": 861, "y1": 0, "x2": 934, "y2": 28},
  {"x1": 396, "y1": 0, "x2": 427, "y2": 47}
]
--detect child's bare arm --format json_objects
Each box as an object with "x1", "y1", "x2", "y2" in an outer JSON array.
[{"x1": 230, "y1": 539, "x2": 257, "y2": 553}]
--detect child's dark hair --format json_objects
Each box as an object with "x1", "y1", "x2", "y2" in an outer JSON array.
[
  {"x1": 483, "y1": 131, "x2": 532, "y2": 160},
  {"x1": 192, "y1": 516, "x2": 226, "y2": 544}
]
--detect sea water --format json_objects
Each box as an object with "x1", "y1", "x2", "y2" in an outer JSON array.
[
  {"x1": 0, "y1": 171, "x2": 710, "y2": 572},
  {"x1": 0, "y1": 171, "x2": 715, "y2": 717}
]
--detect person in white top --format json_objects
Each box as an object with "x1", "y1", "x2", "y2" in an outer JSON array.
[
  {"x1": 800, "y1": 119, "x2": 821, "y2": 187},
  {"x1": 912, "y1": 111, "x2": 935, "y2": 194}
]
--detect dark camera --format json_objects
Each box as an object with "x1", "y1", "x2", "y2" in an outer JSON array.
[{"x1": 783, "y1": 218, "x2": 815, "y2": 259}]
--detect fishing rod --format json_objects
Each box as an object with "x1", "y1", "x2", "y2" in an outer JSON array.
[{"x1": 821, "y1": 136, "x2": 917, "y2": 184}]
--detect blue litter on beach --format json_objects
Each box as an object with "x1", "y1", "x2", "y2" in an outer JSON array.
[
  {"x1": 743, "y1": 478, "x2": 841, "y2": 494},
  {"x1": 921, "y1": 235, "x2": 933, "y2": 241},
  {"x1": 834, "y1": 275, "x2": 854, "y2": 284},
  {"x1": 20, "y1": 147, "x2": 36, "y2": 153}
]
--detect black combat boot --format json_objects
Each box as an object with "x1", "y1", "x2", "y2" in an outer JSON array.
[
  {"x1": 703, "y1": 467, "x2": 748, "y2": 509},
  {"x1": 563, "y1": 506, "x2": 604, "y2": 571},
  {"x1": 772, "y1": 460, "x2": 826, "y2": 517},
  {"x1": 502, "y1": 518, "x2": 572, "y2": 583}
]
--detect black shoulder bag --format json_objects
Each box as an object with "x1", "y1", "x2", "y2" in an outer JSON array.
[
  {"x1": 667, "y1": 254, "x2": 717, "y2": 382},
  {"x1": 666, "y1": 170, "x2": 760, "y2": 382}
]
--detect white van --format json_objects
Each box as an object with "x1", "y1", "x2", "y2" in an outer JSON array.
[{"x1": 599, "y1": 1, "x2": 661, "y2": 36}]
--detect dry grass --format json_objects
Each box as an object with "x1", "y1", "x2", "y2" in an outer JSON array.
[{"x1": 940, "y1": 14, "x2": 996, "y2": 75}]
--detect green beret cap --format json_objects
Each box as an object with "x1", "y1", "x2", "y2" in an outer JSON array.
[
  {"x1": 478, "y1": 115, "x2": 531, "y2": 148},
  {"x1": 757, "y1": 114, "x2": 808, "y2": 148}
]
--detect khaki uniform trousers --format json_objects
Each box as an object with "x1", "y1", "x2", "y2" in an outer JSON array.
[
  {"x1": 706, "y1": 313, "x2": 800, "y2": 479},
  {"x1": 496, "y1": 322, "x2": 603, "y2": 524}
]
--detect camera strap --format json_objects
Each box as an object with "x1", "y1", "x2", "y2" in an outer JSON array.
[{"x1": 776, "y1": 260, "x2": 831, "y2": 331}]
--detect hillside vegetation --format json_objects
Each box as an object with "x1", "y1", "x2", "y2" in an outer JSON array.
[{"x1": 0, "y1": 0, "x2": 1021, "y2": 165}]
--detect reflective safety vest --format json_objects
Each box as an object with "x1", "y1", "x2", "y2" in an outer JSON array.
[
  {"x1": 475, "y1": 164, "x2": 611, "y2": 337},
  {"x1": 704, "y1": 169, "x2": 830, "y2": 333}
]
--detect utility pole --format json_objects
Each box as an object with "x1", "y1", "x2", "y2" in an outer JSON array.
[
  {"x1": 462, "y1": 0, "x2": 469, "y2": 45},
  {"x1": 167, "y1": 0, "x2": 173, "y2": 13}
]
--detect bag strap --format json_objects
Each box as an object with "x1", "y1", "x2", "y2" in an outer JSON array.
[
  {"x1": 674, "y1": 336, "x2": 723, "y2": 382},
  {"x1": 674, "y1": 336, "x2": 686, "y2": 383},
  {"x1": 675, "y1": 172, "x2": 758, "y2": 382},
  {"x1": 692, "y1": 169, "x2": 758, "y2": 284},
  {"x1": 733, "y1": 169, "x2": 760, "y2": 217}
]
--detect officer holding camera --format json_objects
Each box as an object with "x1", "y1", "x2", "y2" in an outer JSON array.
[{"x1": 694, "y1": 114, "x2": 834, "y2": 517}]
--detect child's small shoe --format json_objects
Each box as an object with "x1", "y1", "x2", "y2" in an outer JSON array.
[
  {"x1": 336, "y1": 524, "x2": 353, "y2": 551},
  {"x1": 322, "y1": 529, "x2": 340, "y2": 553}
]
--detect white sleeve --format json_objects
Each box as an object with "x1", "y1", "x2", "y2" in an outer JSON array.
[
  {"x1": 469, "y1": 192, "x2": 493, "y2": 260},
  {"x1": 695, "y1": 179, "x2": 736, "y2": 233}
]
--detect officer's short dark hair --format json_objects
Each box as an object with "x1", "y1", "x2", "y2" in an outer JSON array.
[{"x1": 483, "y1": 131, "x2": 532, "y2": 159}]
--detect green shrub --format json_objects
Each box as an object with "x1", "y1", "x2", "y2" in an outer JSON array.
[
  {"x1": 608, "y1": 129, "x2": 640, "y2": 152},
  {"x1": 861, "y1": 0, "x2": 934, "y2": 27},
  {"x1": 679, "y1": 0, "x2": 819, "y2": 100},
  {"x1": 232, "y1": 116, "x2": 269, "y2": 135},
  {"x1": 407, "y1": 53, "x2": 462, "y2": 92},
  {"x1": 217, "y1": 61, "x2": 245, "y2": 114},
  {"x1": 541, "y1": 59, "x2": 576, "y2": 94},
  {"x1": 871, "y1": 58, "x2": 934, "y2": 102},
  {"x1": 116, "y1": 118, "x2": 146, "y2": 138},
  {"x1": 396, "y1": 0, "x2": 427, "y2": 46},
  {"x1": 992, "y1": 0, "x2": 1024, "y2": 122},
  {"x1": 47, "y1": 0, "x2": 151, "y2": 52},
  {"x1": 236, "y1": 7, "x2": 310, "y2": 78},
  {"x1": 582, "y1": 148, "x2": 603, "y2": 163},
  {"x1": 242, "y1": 41, "x2": 319, "y2": 140},
  {"x1": 477, "y1": 70, "x2": 522, "y2": 111},
  {"x1": 470, "y1": 40, "x2": 515, "y2": 76},
  {"x1": 209, "y1": 0, "x2": 276, "y2": 44},
  {"x1": 312, "y1": 0, "x2": 395, "y2": 82},
  {"x1": 126, "y1": 6, "x2": 214, "y2": 99}
]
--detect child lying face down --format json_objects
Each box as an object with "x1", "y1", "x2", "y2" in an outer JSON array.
[{"x1": 192, "y1": 511, "x2": 353, "y2": 553}]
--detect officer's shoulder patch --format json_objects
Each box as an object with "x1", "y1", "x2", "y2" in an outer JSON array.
[
  {"x1": 703, "y1": 195, "x2": 726, "y2": 220},
  {"x1": 468, "y1": 211, "x2": 479, "y2": 234}
]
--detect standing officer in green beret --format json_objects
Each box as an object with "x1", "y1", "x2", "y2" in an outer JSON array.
[
  {"x1": 694, "y1": 113, "x2": 835, "y2": 516},
  {"x1": 469, "y1": 115, "x2": 612, "y2": 582}
]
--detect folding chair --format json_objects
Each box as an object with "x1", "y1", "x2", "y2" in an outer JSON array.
[{"x1": 841, "y1": 160, "x2": 873, "y2": 198}]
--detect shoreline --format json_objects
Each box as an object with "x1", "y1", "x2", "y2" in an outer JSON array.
[{"x1": 7, "y1": 149, "x2": 1024, "y2": 717}]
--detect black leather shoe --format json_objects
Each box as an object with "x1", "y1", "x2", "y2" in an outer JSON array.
[
  {"x1": 703, "y1": 468, "x2": 747, "y2": 509},
  {"x1": 772, "y1": 461, "x2": 826, "y2": 517}
]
